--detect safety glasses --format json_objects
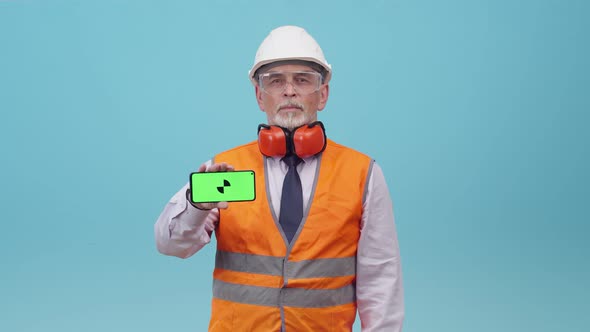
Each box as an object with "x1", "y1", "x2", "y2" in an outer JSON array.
[{"x1": 258, "y1": 71, "x2": 323, "y2": 96}]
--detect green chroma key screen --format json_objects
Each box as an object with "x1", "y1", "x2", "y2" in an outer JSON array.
[{"x1": 189, "y1": 171, "x2": 256, "y2": 203}]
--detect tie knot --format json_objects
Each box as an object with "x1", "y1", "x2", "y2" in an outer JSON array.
[{"x1": 282, "y1": 154, "x2": 302, "y2": 168}]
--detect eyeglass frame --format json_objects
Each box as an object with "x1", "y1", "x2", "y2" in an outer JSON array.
[{"x1": 257, "y1": 70, "x2": 324, "y2": 96}]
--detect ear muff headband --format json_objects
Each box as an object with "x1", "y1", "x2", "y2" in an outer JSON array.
[{"x1": 257, "y1": 121, "x2": 327, "y2": 158}]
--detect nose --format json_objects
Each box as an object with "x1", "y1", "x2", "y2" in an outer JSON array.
[{"x1": 282, "y1": 81, "x2": 297, "y2": 97}]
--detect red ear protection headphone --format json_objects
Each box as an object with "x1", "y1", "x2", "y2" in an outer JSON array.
[{"x1": 257, "y1": 121, "x2": 327, "y2": 159}]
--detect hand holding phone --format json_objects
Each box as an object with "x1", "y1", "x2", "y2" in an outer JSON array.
[{"x1": 188, "y1": 162, "x2": 256, "y2": 210}]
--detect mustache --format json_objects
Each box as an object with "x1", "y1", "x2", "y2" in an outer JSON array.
[{"x1": 276, "y1": 100, "x2": 304, "y2": 112}]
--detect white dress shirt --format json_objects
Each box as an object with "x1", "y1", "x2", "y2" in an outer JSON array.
[{"x1": 154, "y1": 155, "x2": 404, "y2": 331}]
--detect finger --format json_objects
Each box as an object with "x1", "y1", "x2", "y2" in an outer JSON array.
[
  {"x1": 197, "y1": 163, "x2": 207, "y2": 172},
  {"x1": 207, "y1": 163, "x2": 220, "y2": 172},
  {"x1": 218, "y1": 163, "x2": 234, "y2": 172},
  {"x1": 217, "y1": 201, "x2": 229, "y2": 209},
  {"x1": 209, "y1": 162, "x2": 232, "y2": 172},
  {"x1": 195, "y1": 202, "x2": 215, "y2": 210}
]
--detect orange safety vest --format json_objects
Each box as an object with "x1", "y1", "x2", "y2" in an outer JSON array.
[{"x1": 209, "y1": 139, "x2": 373, "y2": 332}]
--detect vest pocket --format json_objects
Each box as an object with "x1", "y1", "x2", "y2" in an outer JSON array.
[
  {"x1": 209, "y1": 298, "x2": 234, "y2": 331},
  {"x1": 283, "y1": 304, "x2": 356, "y2": 332},
  {"x1": 210, "y1": 297, "x2": 282, "y2": 331},
  {"x1": 329, "y1": 303, "x2": 357, "y2": 332}
]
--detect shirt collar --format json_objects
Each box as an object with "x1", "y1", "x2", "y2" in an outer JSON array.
[{"x1": 270, "y1": 154, "x2": 317, "y2": 164}]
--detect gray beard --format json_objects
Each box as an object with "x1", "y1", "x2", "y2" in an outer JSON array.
[{"x1": 271, "y1": 111, "x2": 311, "y2": 130}]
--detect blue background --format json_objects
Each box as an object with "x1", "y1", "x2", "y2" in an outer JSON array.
[{"x1": 1, "y1": 0, "x2": 588, "y2": 331}]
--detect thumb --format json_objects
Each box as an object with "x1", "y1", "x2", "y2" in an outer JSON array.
[{"x1": 217, "y1": 201, "x2": 229, "y2": 209}]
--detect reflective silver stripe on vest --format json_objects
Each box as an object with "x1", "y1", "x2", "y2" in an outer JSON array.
[
  {"x1": 286, "y1": 256, "x2": 356, "y2": 278},
  {"x1": 216, "y1": 250, "x2": 356, "y2": 278},
  {"x1": 215, "y1": 250, "x2": 283, "y2": 276},
  {"x1": 213, "y1": 279, "x2": 356, "y2": 308}
]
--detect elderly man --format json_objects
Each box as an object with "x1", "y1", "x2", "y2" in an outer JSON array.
[{"x1": 155, "y1": 25, "x2": 404, "y2": 331}]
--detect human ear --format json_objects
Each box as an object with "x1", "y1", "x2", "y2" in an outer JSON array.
[
  {"x1": 317, "y1": 84, "x2": 329, "y2": 111},
  {"x1": 255, "y1": 85, "x2": 265, "y2": 111}
]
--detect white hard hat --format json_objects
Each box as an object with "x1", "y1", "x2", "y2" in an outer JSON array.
[{"x1": 249, "y1": 25, "x2": 332, "y2": 85}]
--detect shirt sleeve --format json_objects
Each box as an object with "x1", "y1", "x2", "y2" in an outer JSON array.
[
  {"x1": 356, "y1": 162, "x2": 405, "y2": 331},
  {"x1": 154, "y1": 161, "x2": 218, "y2": 259}
]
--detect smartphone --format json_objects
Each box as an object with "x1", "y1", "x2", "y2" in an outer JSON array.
[{"x1": 189, "y1": 170, "x2": 256, "y2": 203}]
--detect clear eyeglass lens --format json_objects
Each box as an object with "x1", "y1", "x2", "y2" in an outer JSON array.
[{"x1": 259, "y1": 71, "x2": 321, "y2": 95}]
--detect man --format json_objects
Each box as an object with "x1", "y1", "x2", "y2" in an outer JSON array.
[{"x1": 155, "y1": 25, "x2": 404, "y2": 331}]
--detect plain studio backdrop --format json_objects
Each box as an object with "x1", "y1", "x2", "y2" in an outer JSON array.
[{"x1": 0, "y1": 1, "x2": 588, "y2": 331}]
